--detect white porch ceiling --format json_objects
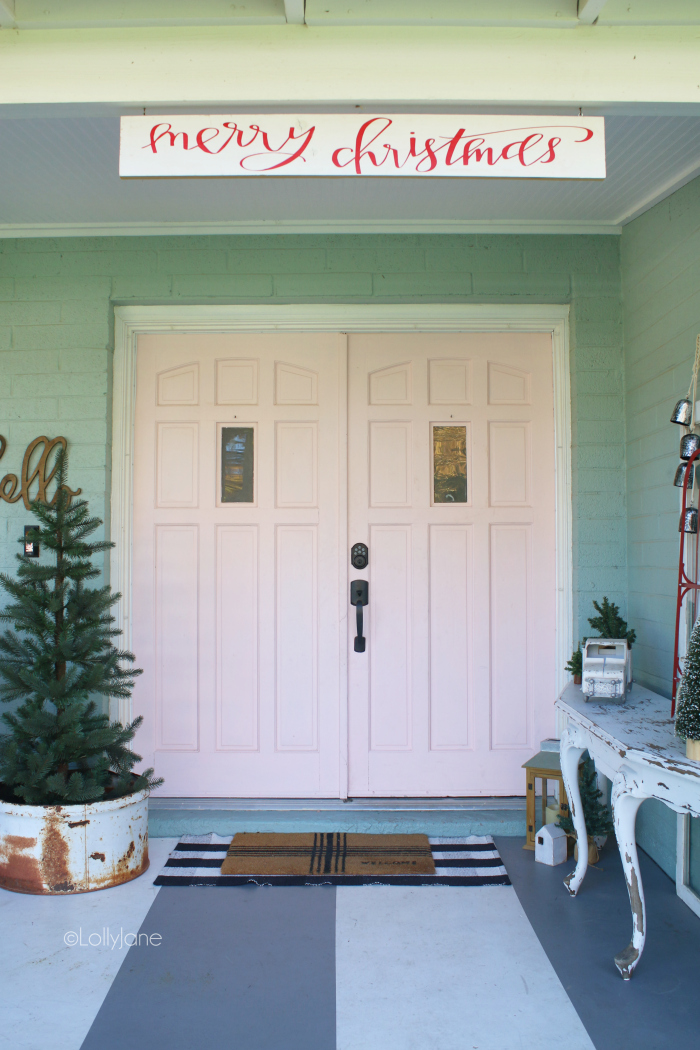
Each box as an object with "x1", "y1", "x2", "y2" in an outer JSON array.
[{"x1": 0, "y1": 112, "x2": 699, "y2": 236}]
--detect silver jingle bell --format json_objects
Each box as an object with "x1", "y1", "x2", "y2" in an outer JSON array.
[
  {"x1": 680, "y1": 507, "x2": 699, "y2": 534},
  {"x1": 674, "y1": 462, "x2": 695, "y2": 488},
  {"x1": 680, "y1": 433, "x2": 700, "y2": 460},
  {"x1": 671, "y1": 398, "x2": 694, "y2": 426}
]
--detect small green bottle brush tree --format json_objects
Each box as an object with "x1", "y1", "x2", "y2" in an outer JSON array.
[
  {"x1": 566, "y1": 643, "x2": 583, "y2": 679},
  {"x1": 557, "y1": 755, "x2": 614, "y2": 839},
  {"x1": 0, "y1": 448, "x2": 162, "y2": 805},
  {"x1": 676, "y1": 616, "x2": 700, "y2": 744}
]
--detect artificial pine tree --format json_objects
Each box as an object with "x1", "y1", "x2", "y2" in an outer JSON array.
[
  {"x1": 0, "y1": 447, "x2": 162, "y2": 805},
  {"x1": 557, "y1": 755, "x2": 614, "y2": 838},
  {"x1": 565, "y1": 642, "x2": 583, "y2": 678},
  {"x1": 588, "y1": 596, "x2": 636, "y2": 648},
  {"x1": 675, "y1": 616, "x2": 700, "y2": 743}
]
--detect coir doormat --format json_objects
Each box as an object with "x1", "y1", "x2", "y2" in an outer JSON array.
[
  {"x1": 154, "y1": 834, "x2": 510, "y2": 887},
  {"x1": 221, "y1": 833, "x2": 436, "y2": 877}
]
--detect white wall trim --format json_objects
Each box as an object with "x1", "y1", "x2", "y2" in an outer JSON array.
[
  {"x1": 551, "y1": 313, "x2": 574, "y2": 700},
  {"x1": 111, "y1": 302, "x2": 572, "y2": 726},
  {"x1": 111, "y1": 308, "x2": 138, "y2": 723},
  {"x1": 0, "y1": 219, "x2": 621, "y2": 239}
]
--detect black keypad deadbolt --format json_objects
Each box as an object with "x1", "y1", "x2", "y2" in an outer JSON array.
[{"x1": 351, "y1": 542, "x2": 368, "y2": 570}]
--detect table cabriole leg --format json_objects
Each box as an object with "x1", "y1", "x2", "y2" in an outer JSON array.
[
  {"x1": 560, "y1": 735, "x2": 587, "y2": 896},
  {"x1": 612, "y1": 772, "x2": 646, "y2": 980}
]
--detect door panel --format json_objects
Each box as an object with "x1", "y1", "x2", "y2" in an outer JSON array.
[
  {"x1": 275, "y1": 525, "x2": 318, "y2": 751},
  {"x1": 489, "y1": 522, "x2": 531, "y2": 750},
  {"x1": 369, "y1": 423, "x2": 412, "y2": 507},
  {"x1": 428, "y1": 523, "x2": 472, "y2": 751},
  {"x1": 154, "y1": 524, "x2": 199, "y2": 751},
  {"x1": 347, "y1": 332, "x2": 556, "y2": 796},
  {"x1": 275, "y1": 422, "x2": 318, "y2": 507},
  {"x1": 488, "y1": 421, "x2": 531, "y2": 506},
  {"x1": 216, "y1": 525, "x2": 258, "y2": 751},
  {"x1": 133, "y1": 332, "x2": 345, "y2": 797},
  {"x1": 369, "y1": 524, "x2": 412, "y2": 751}
]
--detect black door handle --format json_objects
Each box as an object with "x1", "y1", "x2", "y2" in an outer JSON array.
[{"x1": 350, "y1": 580, "x2": 368, "y2": 652}]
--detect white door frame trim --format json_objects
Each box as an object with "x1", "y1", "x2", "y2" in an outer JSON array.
[{"x1": 111, "y1": 303, "x2": 572, "y2": 734}]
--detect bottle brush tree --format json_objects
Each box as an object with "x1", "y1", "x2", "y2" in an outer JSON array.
[
  {"x1": 0, "y1": 447, "x2": 162, "y2": 805},
  {"x1": 566, "y1": 642, "x2": 583, "y2": 678},
  {"x1": 557, "y1": 755, "x2": 614, "y2": 839},
  {"x1": 588, "y1": 596, "x2": 636, "y2": 648},
  {"x1": 676, "y1": 616, "x2": 700, "y2": 743}
]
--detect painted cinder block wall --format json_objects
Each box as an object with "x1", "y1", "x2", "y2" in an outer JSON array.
[
  {"x1": 0, "y1": 233, "x2": 625, "y2": 652},
  {"x1": 621, "y1": 174, "x2": 700, "y2": 878},
  {"x1": 1, "y1": 220, "x2": 697, "y2": 873}
]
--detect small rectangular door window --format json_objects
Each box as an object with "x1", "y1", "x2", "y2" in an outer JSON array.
[
  {"x1": 432, "y1": 424, "x2": 467, "y2": 503},
  {"x1": 221, "y1": 426, "x2": 254, "y2": 503}
]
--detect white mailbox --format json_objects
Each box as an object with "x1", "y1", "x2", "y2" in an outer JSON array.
[{"x1": 581, "y1": 638, "x2": 632, "y2": 701}]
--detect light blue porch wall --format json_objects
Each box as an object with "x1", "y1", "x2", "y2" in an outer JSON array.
[
  {"x1": 0, "y1": 233, "x2": 625, "y2": 651},
  {"x1": 621, "y1": 174, "x2": 700, "y2": 878}
]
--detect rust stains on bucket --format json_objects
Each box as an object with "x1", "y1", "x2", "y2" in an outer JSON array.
[
  {"x1": 0, "y1": 833, "x2": 42, "y2": 893},
  {"x1": 41, "y1": 810, "x2": 75, "y2": 893}
]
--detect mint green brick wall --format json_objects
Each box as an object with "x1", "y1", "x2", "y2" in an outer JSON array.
[
  {"x1": 622, "y1": 178, "x2": 700, "y2": 696},
  {"x1": 620, "y1": 173, "x2": 700, "y2": 879},
  {"x1": 0, "y1": 231, "x2": 623, "y2": 646}
]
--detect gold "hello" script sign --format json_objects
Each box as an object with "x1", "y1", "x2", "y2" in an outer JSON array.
[{"x1": 0, "y1": 435, "x2": 82, "y2": 509}]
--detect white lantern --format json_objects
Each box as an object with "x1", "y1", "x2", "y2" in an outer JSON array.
[{"x1": 581, "y1": 638, "x2": 632, "y2": 701}]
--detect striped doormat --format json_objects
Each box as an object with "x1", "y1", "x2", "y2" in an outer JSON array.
[{"x1": 154, "y1": 834, "x2": 511, "y2": 886}]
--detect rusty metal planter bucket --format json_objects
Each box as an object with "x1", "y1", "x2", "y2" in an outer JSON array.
[{"x1": 0, "y1": 787, "x2": 149, "y2": 894}]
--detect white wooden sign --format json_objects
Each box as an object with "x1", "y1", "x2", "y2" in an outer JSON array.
[{"x1": 119, "y1": 114, "x2": 605, "y2": 179}]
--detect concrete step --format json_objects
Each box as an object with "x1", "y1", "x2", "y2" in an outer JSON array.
[{"x1": 148, "y1": 797, "x2": 526, "y2": 838}]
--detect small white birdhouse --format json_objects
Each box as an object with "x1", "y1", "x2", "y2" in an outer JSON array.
[
  {"x1": 581, "y1": 638, "x2": 632, "y2": 701},
  {"x1": 534, "y1": 824, "x2": 568, "y2": 866}
]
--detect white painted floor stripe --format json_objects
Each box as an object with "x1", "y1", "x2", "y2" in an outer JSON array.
[
  {"x1": 336, "y1": 885, "x2": 595, "y2": 1050},
  {"x1": 0, "y1": 838, "x2": 177, "y2": 1050},
  {"x1": 432, "y1": 851, "x2": 501, "y2": 860}
]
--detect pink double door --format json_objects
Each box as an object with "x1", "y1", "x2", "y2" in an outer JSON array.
[{"x1": 131, "y1": 330, "x2": 556, "y2": 798}]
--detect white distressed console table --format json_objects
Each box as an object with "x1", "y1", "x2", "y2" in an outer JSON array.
[{"x1": 556, "y1": 681, "x2": 700, "y2": 979}]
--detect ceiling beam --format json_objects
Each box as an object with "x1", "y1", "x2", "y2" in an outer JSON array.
[
  {"x1": 598, "y1": 1, "x2": 700, "y2": 25},
  {"x1": 0, "y1": 1, "x2": 16, "y2": 29},
  {"x1": 2, "y1": 1, "x2": 698, "y2": 30},
  {"x1": 284, "y1": 0, "x2": 305, "y2": 24},
  {"x1": 578, "y1": 0, "x2": 609, "y2": 23},
  {"x1": 0, "y1": 26, "x2": 698, "y2": 107},
  {"x1": 2, "y1": 2, "x2": 286, "y2": 30},
  {"x1": 305, "y1": 1, "x2": 580, "y2": 28}
]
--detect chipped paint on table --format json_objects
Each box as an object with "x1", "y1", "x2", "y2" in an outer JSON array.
[{"x1": 556, "y1": 682, "x2": 700, "y2": 980}]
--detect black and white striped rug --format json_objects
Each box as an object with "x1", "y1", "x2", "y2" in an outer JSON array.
[{"x1": 154, "y1": 835, "x2": 510, "y2": 887}]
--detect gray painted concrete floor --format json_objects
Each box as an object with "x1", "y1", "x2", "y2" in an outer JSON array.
[
  {"x1": 79, "y1": 875, "x2": 594, "y2": 1050},
  {"x1": 497, "y1": 837, "x2": 700, "y2": 1050},
  {"x1": 6, "y1": 834, "x2": 697, "y2": 1050},
  {"x1": 79, "y1": 886, "x2": 337, "y2": 1050}
]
